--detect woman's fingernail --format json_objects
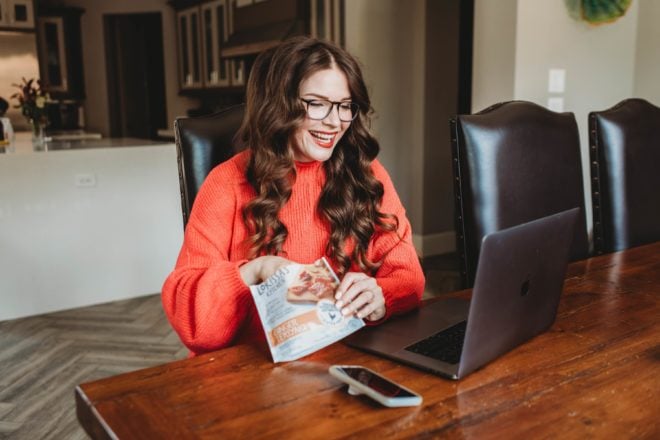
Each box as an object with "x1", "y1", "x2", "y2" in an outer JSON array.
[
  {"x1": 341, "y1": 308, "x2": 350, "y2": 316},
  {"x1": 335, "y1": 291, "x2": 342, "y2": 299},
  {"x1": 357, "y1": 311, "x2": 365, "y2": 318},
  {"x1": 335, "y1": 300, "x2": 343, "y2": 308}
]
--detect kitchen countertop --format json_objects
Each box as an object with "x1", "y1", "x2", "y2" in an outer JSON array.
[
  {"x1": 157, "y1": 128, "x2": 175, "y2": 140},
  {"x1": 0, "y1": 137, "x2": 182, "y2": 321},
  {"x1": 1, "y1": 132, "x2": 172, "y2": 155}
]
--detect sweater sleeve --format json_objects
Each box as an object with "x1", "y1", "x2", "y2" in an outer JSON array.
[
  {"x1": 161, "y1": 163, "x2": 252, "y2": 354},
  {"x1": 369, "y1": 160, "x2": 425, "y2": 322}
]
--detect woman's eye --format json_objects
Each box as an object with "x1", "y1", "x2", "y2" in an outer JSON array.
[
  {"x1": 339, "y1": 103, "x2": 352, "y2": 110},
  {"x1": 309, "y1": 101, "x2": 325, "y2": 108}
]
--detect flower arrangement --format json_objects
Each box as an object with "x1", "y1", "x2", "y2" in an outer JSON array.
[{"x1": 11, "y1": 77, "x2": 50, "y2": 127}]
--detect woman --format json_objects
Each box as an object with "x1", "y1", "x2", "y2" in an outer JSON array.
[{"x1": 162, "y1": 36, "x2": 425, "y2": 356}]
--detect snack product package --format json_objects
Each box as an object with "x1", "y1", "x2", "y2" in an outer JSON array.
[{"x1": 249, "y1": 257, "x2": 365, "y2": 362}]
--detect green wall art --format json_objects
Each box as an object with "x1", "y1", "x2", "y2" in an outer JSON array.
[{"x1": 565, "y1": 0, "x2": 633, "y2": 25}]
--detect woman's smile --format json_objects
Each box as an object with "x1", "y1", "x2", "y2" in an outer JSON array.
[{"x1": 308, "y1": 130, "x2": 337, "y2": 148}]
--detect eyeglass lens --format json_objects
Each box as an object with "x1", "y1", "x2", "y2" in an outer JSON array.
[{"x1": 304, "y1": 99, "x2": 358, "y2": 122}]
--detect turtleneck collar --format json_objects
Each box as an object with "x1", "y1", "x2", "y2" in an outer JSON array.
[{"x1": 294, "y1": 160, "x2": 323, "y2": 172}]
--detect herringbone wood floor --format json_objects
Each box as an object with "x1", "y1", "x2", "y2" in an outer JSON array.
[
  {"x1": 0, "y1": 294, "x2": 188, "y2": 439},
  {"x1": 0, "y1": 254, "x2": 459, "y2": 439}
]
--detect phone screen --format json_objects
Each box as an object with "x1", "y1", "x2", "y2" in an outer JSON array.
[{"x1": 338, "y1": 367, "x2": 417, "y2": 398}]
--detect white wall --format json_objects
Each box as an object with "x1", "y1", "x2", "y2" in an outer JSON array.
[
  {"x1": 345, "y1": 0, "x2": 425, "y2": 233},
  {"x1": 634, "y1": 0, "x2": 660, "y2": 104},
  {"x1": 472, "y1": 0, "x2": 517, "y2": 113},
  {"x1": 514, "y1": 0, "x2": 639, "y2": 143},
  {"x1": 61, "y1": 0, "x2": 198, "y2": 137}
]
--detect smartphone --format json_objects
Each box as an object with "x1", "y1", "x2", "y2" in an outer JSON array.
[{"x1": 329, "y1": 365, "x2": 422, "y2": 407}]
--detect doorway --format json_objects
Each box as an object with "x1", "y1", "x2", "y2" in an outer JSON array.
[{"x1": 104, "y1": 13, "x2": 167, "y2": 139}]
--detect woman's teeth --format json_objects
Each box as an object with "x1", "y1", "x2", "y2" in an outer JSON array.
[{"x1": 309, "y1": 131, "x2": 335, "y2": 145}]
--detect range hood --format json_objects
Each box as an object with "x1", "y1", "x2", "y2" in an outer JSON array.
[{"x1": 220, "y1": 19, "x2": 305, "y2": 58}]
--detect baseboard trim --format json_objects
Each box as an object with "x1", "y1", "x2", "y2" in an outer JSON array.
[{"x1": 413, "y1": 231, "x2": 456, "y2": 257}]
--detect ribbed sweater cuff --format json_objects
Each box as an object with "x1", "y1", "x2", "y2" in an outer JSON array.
[
  {"x1": 195, "y1": 260, "x2": 252, "y2": 339},
  {"x1": 365, "y1": 278, "x2": 422, "y2": 326}
]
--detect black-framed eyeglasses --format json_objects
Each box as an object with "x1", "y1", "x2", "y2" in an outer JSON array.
[{"x1": 300, "y1": 98, "x2": 360, "y2": 122}]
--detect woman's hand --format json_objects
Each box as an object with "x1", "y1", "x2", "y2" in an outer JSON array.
[
  {"x1": 334, "y1": 272, "x2": 386, "y2": 321},
  {"x1": 239, "y1": 256, "x2": 294, "y2": 286}
]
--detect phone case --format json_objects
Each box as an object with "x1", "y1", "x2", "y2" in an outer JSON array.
[{"x1": 329, "y1": 365, "x2": 422, "y2": 407}]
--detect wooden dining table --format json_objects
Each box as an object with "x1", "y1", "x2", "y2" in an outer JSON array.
[{"x1": 75, "y1": 242, "x2": 660, "y2": 439}]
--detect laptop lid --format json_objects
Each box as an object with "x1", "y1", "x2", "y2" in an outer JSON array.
[
  {"x1": 345, "y1": 208, "x2": 579, "y2": 380},
  {"x1": 457, "y1": 207, "x2": 579, "y2": 378}
]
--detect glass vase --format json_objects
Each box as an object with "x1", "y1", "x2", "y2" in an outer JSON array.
[{"x1": 31, "y1": 120, "x2": 46, "y2": 151}]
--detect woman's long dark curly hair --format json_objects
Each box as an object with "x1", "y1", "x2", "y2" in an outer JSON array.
[{"x1": 235, "y1": 36, "x2": 398, "y2": 275}]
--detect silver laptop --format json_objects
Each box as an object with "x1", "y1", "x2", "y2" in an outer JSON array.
[{"x1": 345, "y1": 208, "x2": 580, "y2": 380}]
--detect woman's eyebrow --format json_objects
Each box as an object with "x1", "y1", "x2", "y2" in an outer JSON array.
[{"x1": 302, "y1": 92, "x2": 352, "y2": 101}]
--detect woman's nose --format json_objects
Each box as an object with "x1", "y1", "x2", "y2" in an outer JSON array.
[{"x1": 323, "y1": 104, "x2": 341, "y2": 126}]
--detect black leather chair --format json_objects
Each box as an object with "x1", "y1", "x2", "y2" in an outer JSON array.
[
  {"x1": 450, "y1": 101, "x2": 589, "y2": 287},
  {"x1": 174, "y1": 104, "x2": 246, "y2": 227},
  {"x1": 589, "y1": 98, "x2": 660, "y2": 254}
]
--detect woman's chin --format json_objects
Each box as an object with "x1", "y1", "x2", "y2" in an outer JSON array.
[
  {"x1": 295, "y1": 144, "x2": 336, "y2": 162},
  {"x1": 313, "y1": 148, "x2": 335, "y2": 162}
]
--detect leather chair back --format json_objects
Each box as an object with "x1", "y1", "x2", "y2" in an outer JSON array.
[
  {"x1": 589, "y1": 98, "x2": 660, "y2": 253},
  {"x1": 174, "y1": 104, "x2": 245, "y2": 227},
  {"x1": 450, "y1": 101, "x2": 589, "y2": 287}
]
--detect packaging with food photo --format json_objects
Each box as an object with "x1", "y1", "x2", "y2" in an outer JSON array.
[{"x1": 249, "y1": 257, "x2": 365, "y2": 362}]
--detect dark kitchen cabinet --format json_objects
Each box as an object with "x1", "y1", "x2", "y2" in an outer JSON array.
[
  {"x1": 177, "y1": 5, "x2": 204, "y2": 90},
  {"x1": 171, "y1": 0, "x2": 343, "y2": 95},
  {"x1": 201, "y1": 0, "x2": 232, "y2": 87},
  {"x1": 176, "y1": 0, "x2": 244, "y2": 91},
  {"x1": 36, "y1": 7, "x2": 85, "y2": 99}
]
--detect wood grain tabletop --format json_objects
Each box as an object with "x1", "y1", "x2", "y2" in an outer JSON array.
[{"x1": 76, "y1": 242, "x2": 660, "y2": 439}]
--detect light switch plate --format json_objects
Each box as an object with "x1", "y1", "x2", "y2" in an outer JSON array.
[{"x1": 548, "y1": 69, "x2": 566, "y2": 93}]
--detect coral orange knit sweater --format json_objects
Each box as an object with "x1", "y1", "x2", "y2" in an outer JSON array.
[{"x1": 162, "y1": 151, "x2": 425, "y2": 356}]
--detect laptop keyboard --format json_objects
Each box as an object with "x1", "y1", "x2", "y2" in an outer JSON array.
[{"x1": 404, "y1": 321, "x2": 467, "y2": 365}]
